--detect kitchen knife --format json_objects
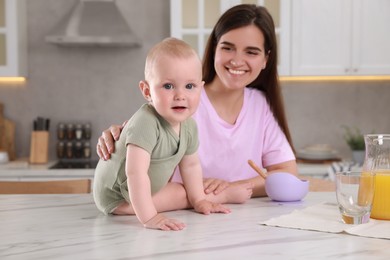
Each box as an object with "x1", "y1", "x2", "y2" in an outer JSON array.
[{"x1": 45, "y1": 119, "x2": 50, "y2": 131}]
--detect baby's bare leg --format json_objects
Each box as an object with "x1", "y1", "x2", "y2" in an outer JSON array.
[
  {"x1": 113, "y1": 182, "x2": 191, "y2": 215},
  {"x1": 113, "y1": 181, "x2": 252, "y2": 215}
]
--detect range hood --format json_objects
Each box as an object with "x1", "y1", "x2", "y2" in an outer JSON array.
[{"x1": 45, "y1": 0, "x2": 141, "y2": 47}]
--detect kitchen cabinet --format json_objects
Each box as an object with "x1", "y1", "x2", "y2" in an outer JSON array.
[
  {"x1": 0, "y1": 179, "x2": 91, "y2": 194},
  {"x1": 291, "y1": 0, "x2": 390, "y2": 76},
  {"x1": 170, "y1": 0, "x2": 291, "y2": 76},
  {"x1": 0, "y1": 0, "x2": 27, "y2": 77}
]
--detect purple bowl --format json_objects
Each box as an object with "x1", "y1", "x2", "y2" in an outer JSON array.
[{"x1": 265, "y1": 172, "x2": 309, "y2": 202}]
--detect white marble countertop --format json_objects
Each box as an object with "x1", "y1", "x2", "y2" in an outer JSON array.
[{"x1": 1, "y1": 192, "x2": 388, "y2": 259}]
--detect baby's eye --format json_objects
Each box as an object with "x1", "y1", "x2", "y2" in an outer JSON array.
[
  {"x1": 185, "y1": 83, "x2": 195, "y2": 89},
  {"x1": 163, "y1": 83, "x2": 174, "y2": 90}
]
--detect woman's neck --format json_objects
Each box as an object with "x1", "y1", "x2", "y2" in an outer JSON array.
[{"x1": 205, "y1": 79, "x2": 245, "y2": 125}]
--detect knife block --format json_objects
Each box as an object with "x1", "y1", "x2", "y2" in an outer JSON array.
[{"x1": 29, "y1": 131, "x2": 49, "y2": 164}]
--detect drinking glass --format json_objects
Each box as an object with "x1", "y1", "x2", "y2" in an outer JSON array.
[{"x1": 335, "y1": 171, "x2": 375, "y2": 224}]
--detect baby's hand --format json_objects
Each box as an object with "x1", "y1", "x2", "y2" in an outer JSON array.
[
  {"x1": 194, "y1": 200, "x2": 231, "y2": 215},
  {"x1": 143, "y1": 213, "x2": 186, "y2": 231}
]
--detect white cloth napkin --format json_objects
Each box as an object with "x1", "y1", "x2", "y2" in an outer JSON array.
[{"x1": 260, "y1": 202, "x2": 390, "y2": 240}]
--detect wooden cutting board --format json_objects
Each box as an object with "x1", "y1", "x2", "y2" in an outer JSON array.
[{"x1": 0, "y1": 103, "x2": 16, "y2": 161}]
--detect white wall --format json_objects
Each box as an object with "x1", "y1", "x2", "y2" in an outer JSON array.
[
  {"x1": 0, "y1": 0, "x2": 389, "y2": 161},
  {"x1": 282, "y1": 81, "x2": 390, "y2": 158}
]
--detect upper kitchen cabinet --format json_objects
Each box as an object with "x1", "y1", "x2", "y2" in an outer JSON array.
[
  {"x1": 291, "y1": 0, "x2": 390, "y2": 76},
  {"x1": 0, "y1": 0, "x2": 26, "y2": 77},
  {"x1": 170, "y1": 0, "x2": 291, "y2": 76}
]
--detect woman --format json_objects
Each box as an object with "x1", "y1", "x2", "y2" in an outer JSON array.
[{"x1": 97, "y1": 4, "x2": 297, "y2": 200}]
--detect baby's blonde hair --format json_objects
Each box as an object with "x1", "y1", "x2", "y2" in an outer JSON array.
[{"x1": 144, "y1": 37, "x2": 200, "y2": 81}]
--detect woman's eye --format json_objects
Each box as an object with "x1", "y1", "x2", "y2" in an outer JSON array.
[
  {"x1": 163, "y1": 83, "x2": 174, "y2": 89},
  {"x1": 247, "y1": 51, "x2": 260, "y2": 56},
  {"x1": 221, "y1": 46, "x2": 232, "y2": 51}
]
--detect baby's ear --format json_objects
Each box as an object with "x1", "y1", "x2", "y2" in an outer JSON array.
[{"x1": 139, "y1": 80, "x2": 151, "y2": 101}]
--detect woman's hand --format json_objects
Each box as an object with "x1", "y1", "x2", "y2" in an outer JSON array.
[
  {"x1": 96, "y1": 121, "x2": 127, "y2": 160},
  {"x1": 203, "y1": 178, "x2": 230, "y2": 195},
  {"x1": 143, "y1": 213, "x2": 186, "y2": 231},
  {"x1": 193, "y1": 199, "x2": 231, "y2": 215}
]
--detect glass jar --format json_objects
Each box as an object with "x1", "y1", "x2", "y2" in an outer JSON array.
[
  {"x1": 57, "y1": 123, "x2": 66, "y2": 140},
  {"x1": 83, "y1": 141, "x2": 91, "y2": 158},
  {"x1": 66, "y1": 141, "x2": 73, "y2": 158},
  {"x1": 74, "y1": 141, "x2": 83, "y2": 158},
  {"x1": 83, "y1": 123, "x2": 91, "y2": 139},
  {"x1": 66, "y1": 123, "x2": 75, "y2": 140},
  {"x1": 75, "y1": 124, "x2": 83, "y2": 140},
  {"x1": 363, "y1": 134, "x2": 390, "y2": 220},
  {"x1": 57, "y1": 141, "x2": 65, "y2": 159}
]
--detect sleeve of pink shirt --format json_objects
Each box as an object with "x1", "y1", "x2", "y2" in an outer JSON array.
[{"x1": 260, "y1": 96, "x2": 295, "y2": 167}]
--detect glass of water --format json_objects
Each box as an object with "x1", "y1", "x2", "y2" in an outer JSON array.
[{"x1": 335, "y1": 171, "x2": 375, "y2": 224}]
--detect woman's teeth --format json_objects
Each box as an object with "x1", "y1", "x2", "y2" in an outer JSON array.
[{"x1": 228, "y1": 68, "x2": 245, "y2": 75}]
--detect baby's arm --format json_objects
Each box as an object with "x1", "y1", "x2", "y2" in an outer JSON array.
[
  {"x1": 126, "y1": 144, "x2": 185, "y2": 230},
  {"x1": 179, "y1": 152, "x2": 231, "y2": 214}
]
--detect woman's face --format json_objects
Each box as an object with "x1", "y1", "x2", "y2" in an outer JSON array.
[{"x1": 213, "y1": 24, "x2": 268, "y2": 90}]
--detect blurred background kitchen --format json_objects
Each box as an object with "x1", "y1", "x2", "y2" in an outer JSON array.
[{"x1": 0, "y1": 0, "x2": 389, "y2": 164}]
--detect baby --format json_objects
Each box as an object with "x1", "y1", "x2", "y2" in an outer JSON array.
[{"x1": 93, "y1": 38, "x2": 230, "y2": 231}]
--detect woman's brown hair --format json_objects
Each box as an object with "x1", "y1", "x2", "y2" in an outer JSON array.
[{"x1": 203, "y1": 4, "x2": 295, "y2": 152}]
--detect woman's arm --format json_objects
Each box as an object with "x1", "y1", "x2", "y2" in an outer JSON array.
[
  {"x1": 266, "y1": 159, "x2": 298, "y2": 175},
  {"x1": 204, "y1": 160, "x2": 298, "y2": 198}
]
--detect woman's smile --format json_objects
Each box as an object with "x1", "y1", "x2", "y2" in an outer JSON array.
[{"x1": 227, "y1": 67, "x2": 247, "y2": 75}]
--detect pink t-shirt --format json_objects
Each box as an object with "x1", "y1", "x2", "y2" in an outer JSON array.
[{"x1": 172, "y1": 87, "x2": 295, "y2": 182}]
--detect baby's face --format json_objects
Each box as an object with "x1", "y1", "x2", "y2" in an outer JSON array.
[{"x1": 146, "y1": 54, "x2": 203, "y2": 128}]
